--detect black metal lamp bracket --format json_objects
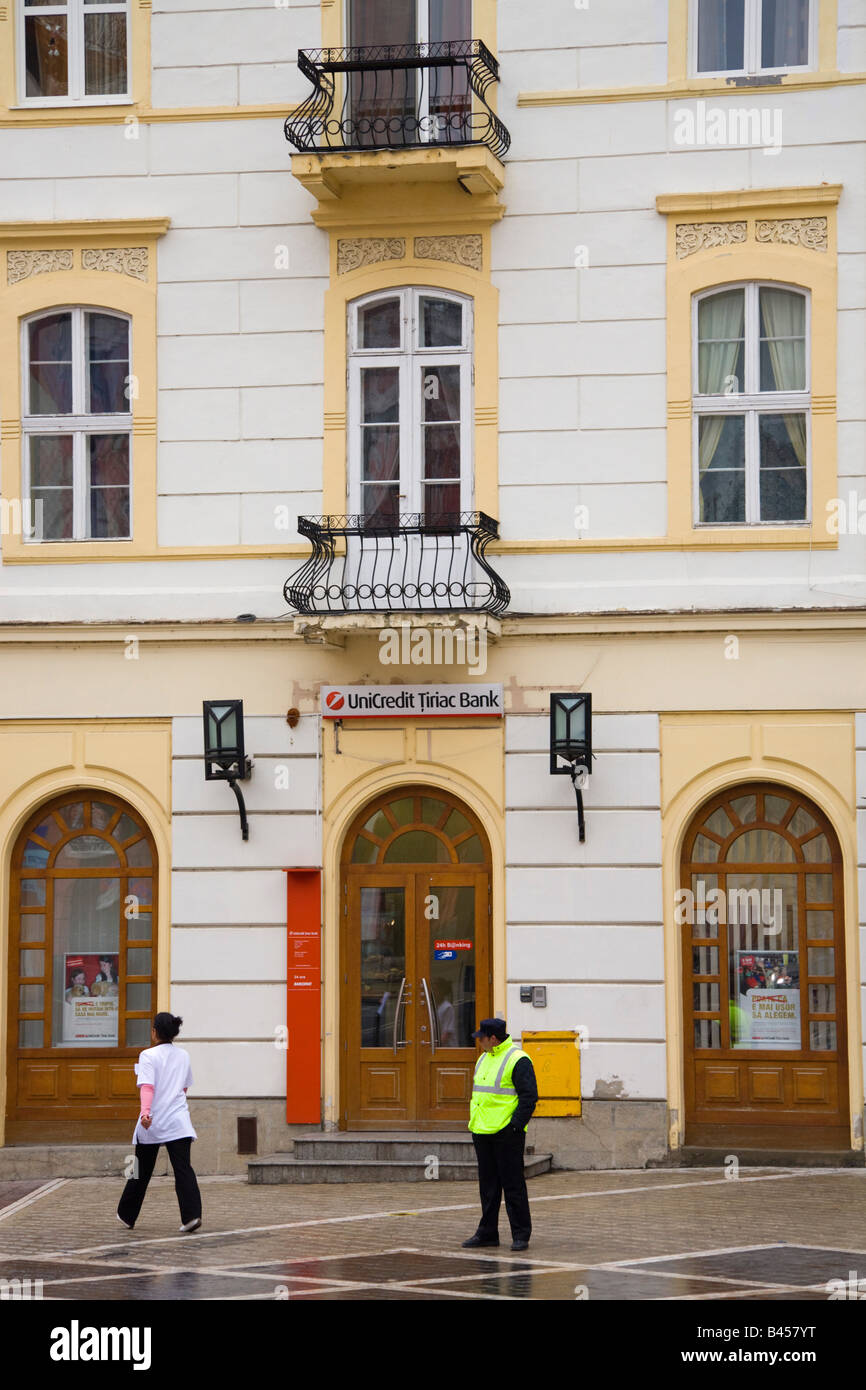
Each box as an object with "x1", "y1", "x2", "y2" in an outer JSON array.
[
  {"x1": 227, "y1": 757, "x2": 253, "y2": 840},
  {"x1": 569, "y1": 763, "x2": 587, "y2": 843}
]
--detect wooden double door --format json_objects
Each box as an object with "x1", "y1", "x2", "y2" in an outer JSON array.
[{"x1": 341, "y1": 789, "x2": 491, "y2": 1131}]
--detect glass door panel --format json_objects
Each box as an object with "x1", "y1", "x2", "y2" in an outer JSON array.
[
  {"x1": 360, "y1": 885, "x2": 406, "y2": 1048},
  {"x1": 52, "y1": 875, "x2": 120, "y2": 1047},
  {"x1": 425, "y1": 884, "x2": 476, "y2": 1048}
]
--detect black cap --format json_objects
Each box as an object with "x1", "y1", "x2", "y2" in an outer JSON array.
[{"x1": 472, "y1": 1018, "x2": 507, "y2": 1040}]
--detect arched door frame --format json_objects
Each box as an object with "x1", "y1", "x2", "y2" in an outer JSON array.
[
  {"x1": 321, "y1": 768, "x2": 506, "y2": 1132},
  {"x1": 0, "y1": 772, "x2": 171, "y2": 1148},
  {"x1": 663, "y1": 768, "x2": 862, "y2": 1155}
]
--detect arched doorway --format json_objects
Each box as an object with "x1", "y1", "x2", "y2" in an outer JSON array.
[
  {"x1": 340, "y1": 786, "x2": 492, "y2": 1130},
  {"x1": 6, "y1": 790, "x2": 157, "y2": 1143},
  {"x1": 681, "y1": 782, "x2": 849, "y2": 1149}
]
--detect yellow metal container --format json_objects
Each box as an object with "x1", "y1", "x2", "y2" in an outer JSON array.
[{"x1": 521, "y1": 1031, "x2": 581, "y2": 1117}]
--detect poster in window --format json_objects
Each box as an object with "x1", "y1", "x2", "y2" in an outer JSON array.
[
  {"x1": 734, "y1": 951, "x2": 800, "y2": 1049},
  {"x1": 62, "y1": 952, "x2": 119, "y2": 1042}
]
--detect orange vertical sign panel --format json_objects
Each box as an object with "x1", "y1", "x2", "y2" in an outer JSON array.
[{"x1": 284, "y1": 868, "x2": 321, "y2": 1124}]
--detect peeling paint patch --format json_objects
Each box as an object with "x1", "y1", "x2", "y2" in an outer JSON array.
[{"x1": 593, "y1": 1076, "x2": 628, "y2": 1099}]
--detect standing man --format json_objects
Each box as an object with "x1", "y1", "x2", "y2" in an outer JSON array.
[{"x1": 462, "y1": 1018, "x2": 538, "y2": 1252}]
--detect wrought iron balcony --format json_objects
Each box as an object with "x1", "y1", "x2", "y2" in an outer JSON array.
[
  {"x1": 285, "y1": 41, "x2": 510, "y2": 160},
  {"x1": 284, "y1": 512, "x2": 510, "y2": 617}
]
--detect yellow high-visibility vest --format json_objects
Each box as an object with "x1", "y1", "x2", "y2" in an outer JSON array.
[{"x1": 469, "y1": 1037, "x2": 529, "y2": 1135}]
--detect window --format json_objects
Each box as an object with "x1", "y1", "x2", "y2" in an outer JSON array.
[
  {"x1": 694, "y1": 0, "x2": 812, "y2": 75},
  {"x1": 348, "y1": 1, "x2": 471, "y2": 139},
  {"x1": 693, "y1": 284, "x2": 809, "y2": 526},
  {"x1": 23, "y1": 308, "x2": 132, "y2": 541},
  {"x1": 348, "y1": 288, "x2": 473, "y2": 524},
  {"x1": 20, "y1": 0, "x2": 130, "y2": 104}
]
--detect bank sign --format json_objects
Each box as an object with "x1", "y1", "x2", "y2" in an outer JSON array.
[{"x1": 321, "y1": 684, "x2": 503, "y2": 718}]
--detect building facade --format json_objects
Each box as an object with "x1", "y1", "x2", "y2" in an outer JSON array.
[{"x1": 1, "y1": 0, "x2": 865, "y2": 1171}]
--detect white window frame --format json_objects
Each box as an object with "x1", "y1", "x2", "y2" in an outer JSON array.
[
  {"x1": 22, "y1": 306, "x2": 133, "y2": 542},
  {"x1": 17, "y1": 0, "x2": 131, "y2": 107},
  {"x1": 691, "y1": 281, "x2": 811, "y2": 527},
  {"x1": 690, "y1": 0, "x2": 816, "y2": 77},
  {"x1": 347, "y1": 287, "x2": 474, "y2": 520}
]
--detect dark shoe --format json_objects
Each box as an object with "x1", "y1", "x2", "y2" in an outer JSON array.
[
  {"x1": 511, "y1": 1239, "x2": 530, "y2": 1251},
  {"x1": 116, "y1": 1214, "x2": 133, "y2": 1230},
  {"x1": 461, "y1": 1234, "x2": 499, "y2": 1248}
]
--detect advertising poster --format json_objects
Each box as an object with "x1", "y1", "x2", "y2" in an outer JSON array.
[
  {"x1": 736, "y1": 951, "x2": 800, "y2": 1049},
  {"x1": 63, "y1": 953, "x2": 119, "y2": 1042}
]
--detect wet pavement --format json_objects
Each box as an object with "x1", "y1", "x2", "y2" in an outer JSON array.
[{"x1": 1, "y1": 1168, "x2": 865, "y2": 1300}]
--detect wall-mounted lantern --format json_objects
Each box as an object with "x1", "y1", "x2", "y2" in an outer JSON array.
[
  {"x1": 550, "y1": 693, "x2": 592, "y2": 842},
  {"x1": 203, "y1": 699, "x2": 253, "y2": 840}
]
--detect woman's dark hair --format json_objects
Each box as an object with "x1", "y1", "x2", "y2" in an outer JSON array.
[{"x1": 153, "y1": 1012, "x2": 182, "y2": 1043}]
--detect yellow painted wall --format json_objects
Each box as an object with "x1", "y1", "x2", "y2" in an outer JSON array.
[
  {"x1": 659, "y1": 711, "x2": 861, "y2": 1151},
  {"x1": 0, "y1": 720, "x2": 172, "y2": 1146}
]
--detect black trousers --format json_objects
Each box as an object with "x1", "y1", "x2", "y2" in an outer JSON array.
[
  {"x1": 472, "y1": 1128, "x2": 532, "y2": 1242},
  {"x1": 117, "y1": 1138, "x2": 202, "y2": 1228}
]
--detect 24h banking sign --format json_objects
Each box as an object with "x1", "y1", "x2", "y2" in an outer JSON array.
[{"x1": 321, "y1": 684, "x2": 503, "y2": 718}]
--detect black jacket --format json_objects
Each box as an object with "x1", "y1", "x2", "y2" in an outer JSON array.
[{"x1": 509, "y1": 1055, "x2": 538, "y2": 1131}]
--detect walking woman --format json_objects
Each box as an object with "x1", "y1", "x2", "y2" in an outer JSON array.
[{"x1": 117, "y1": 1012, "x2": 202, "y2": 1233}]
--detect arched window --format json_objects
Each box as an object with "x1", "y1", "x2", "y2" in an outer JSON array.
[
  {"x1": 693, "y1": 283, "x2": 809, "y2": 526},
  {"x1": 12, "y1": 792, "x2": 156, "y2": 1054},
  {"x1": 347, "y1": 789, "x2": 486, "y2": 865},
  {"x1": 348, "y1": 288, "x2": 473, "y2": 525},
  {"x1": 23, "y1": 307, "x2": 132, "y2": 541}
]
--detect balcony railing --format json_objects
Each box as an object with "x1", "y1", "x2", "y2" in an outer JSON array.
[
  {"x1": 284, "y1": 512, "x2": 510, "y2": 617},
  {"x1": 285, "y1": 41, "x2": 510, "y2": 160}
]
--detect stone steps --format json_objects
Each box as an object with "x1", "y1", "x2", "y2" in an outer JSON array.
[
  {"x1": 0, "y1": 1145, "x2": 134, "y2": 1180},
  {"x1": 248, "y1": 1131, "x2": 553, "y2": 1184}
]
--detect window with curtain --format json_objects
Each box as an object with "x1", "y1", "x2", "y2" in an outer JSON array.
[
  {"x1": 695, "y1": 0, "x2": 811, "y2": 74},
  {"x1": 22, "y1": 0, "x2": 130, "y2": 103},
  {"x1": 347, "y1": 0, "x2": 471, "y2": 142},
  {"x1": 23, "y1": 308, "x2": 132, "y2": 541},
  {"x1": 693, "y1": 284, "x2": 809, "y2": 526}
]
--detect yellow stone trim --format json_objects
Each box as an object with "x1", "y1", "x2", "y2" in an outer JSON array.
[
  {"x1": 660, "y1": 710, "x2": 860, "y2": 1153},
  {"x1": 0, "y1": 0, "x2": 151, "y2": 120},
  {"x1": 0, "y1": 719, "x2": 172, "y2": 1149},
  {"x1": 658, "y1": 189, "x2": 839, "y2": 549},
  {"x1": 518, "y1": 72, "x2": 864, "y2": 107},
  {"x1": 0, "y1": 219, "x2": 169, "y2": 565},
  {"x1": 657, "y1": 186, "x2": 842, "y2": 214},
  {"x1": 0, "y1": 219, "x2": 171, "y2": 245},
  {"x1": 292, "y1": 146, "x2": 505, "y2": 212}
]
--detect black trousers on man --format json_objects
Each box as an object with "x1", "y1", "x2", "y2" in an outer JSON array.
[
  {"x1": 117, "y1": 1138, "x2": 202, "y2": 1228},
  {"x1": 472, "y1": 1128, "x2": 531, "y2": 1243}
]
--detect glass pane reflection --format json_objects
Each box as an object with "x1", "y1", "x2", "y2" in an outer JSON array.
[
  {"x1": 427, "y1": 886, "x2": 476, "y2": 1048},
  {"x1": 360, "y1": 887, "x2": 405, "y2": 1048}
]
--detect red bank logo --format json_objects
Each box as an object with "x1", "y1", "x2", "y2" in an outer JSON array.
[{"x1": 325, "y1": 691, "x2": 344, "y2": 711}]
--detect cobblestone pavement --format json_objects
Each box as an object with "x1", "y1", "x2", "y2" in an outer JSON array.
[{"x1": 1, "y1": 1168, "x2": 865, "y2": 1300}]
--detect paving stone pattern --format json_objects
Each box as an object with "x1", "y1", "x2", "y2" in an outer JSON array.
[{"x1": 0, "y1": 1170, "x2": 864, "y2": 1300}]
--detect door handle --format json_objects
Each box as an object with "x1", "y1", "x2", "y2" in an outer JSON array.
[
  {"x1": 393, "y1": 976, "x2": 407, "y2": 1055},
  {"x1": 421, "y1": 977, "x2": 437, "y2": 1057}
]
